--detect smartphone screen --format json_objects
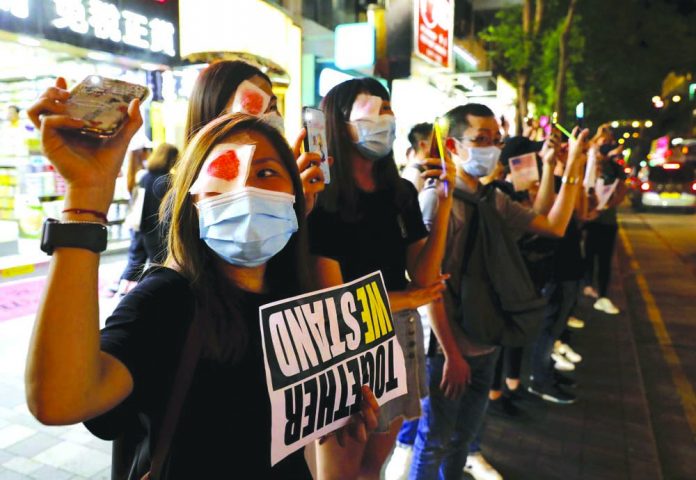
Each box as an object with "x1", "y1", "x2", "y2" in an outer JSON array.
[
  {"x1": 65, "y1": 75, "x2": 150, "y2": 138},
  {"x1": 302, "y1": 107, "x2": 330, "y2": 184}
]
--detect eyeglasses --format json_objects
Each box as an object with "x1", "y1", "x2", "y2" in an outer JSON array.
[{"x1": 460, "y1": 135, "x2": 504, "y2": 147}]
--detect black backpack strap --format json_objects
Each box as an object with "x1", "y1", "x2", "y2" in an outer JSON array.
[{"x1": 148, "y1": 319, "x2": 203, "y2": 479}]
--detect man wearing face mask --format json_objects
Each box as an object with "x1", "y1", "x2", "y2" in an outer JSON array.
[{"x1": 409, "y1": 104, "x2": 589, "y2": 479}]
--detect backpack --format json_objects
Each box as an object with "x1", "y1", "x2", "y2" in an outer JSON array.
[{"x1": 452, "y1": 184, "x2": 546, "y2": 347}]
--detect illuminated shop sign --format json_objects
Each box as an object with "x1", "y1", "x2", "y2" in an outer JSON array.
[{"x1": 0, "y1": 0, "x2": 179, "y2": 62}]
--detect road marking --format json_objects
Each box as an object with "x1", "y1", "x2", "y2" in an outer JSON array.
[{"x1": 619, "y1": 224, "x2": 696, "y2": 439}]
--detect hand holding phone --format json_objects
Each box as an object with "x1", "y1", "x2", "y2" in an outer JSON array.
[
  {"x1": 302, "y1": 107, "x2": 330, "y2": 184},
  {"x1": 65, "y1": 75, "x2": 150, "y2": 138}
]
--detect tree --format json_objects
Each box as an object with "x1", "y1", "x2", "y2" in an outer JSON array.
[
  {"x1": 553, "y1": 0, "x2": 578, "y2": 124},
  {"x1": 482, "y1": 0, "x2": 582, "y2": 132}
]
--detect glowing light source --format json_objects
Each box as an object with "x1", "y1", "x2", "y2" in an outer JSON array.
[
  {"x1": 631, "y1": 121, "x2": 640, "y2": 128},
  {"x1": 641, "y1": 182, "x2": 651, "y2": 191},
  {"x1": 623, "y1": 132, "x2": 630, "y2": 139},
  {"x1": 663, "y1": 163, "x2": 680, "y2": 170},
  {"x1": 618, "y1": 138, "x2": 625, "y2": 144},
  {"x1": 673, "y1": 137, "x2": 684, "y2": 145},
  {"x1": 652, "y1": 96, "x2": 661, "y2": 103},
  {"x1": 672, "y1": 95, "x2": 682, "y2": 103},
  {"x1": 632, "y1": 133, "x2": 639, "y2": 138},
  {"x1": 645, "y1": 120, "x2": 653, "y2": 128},
  {"x1": 611, "y1": 121, "x2": 619, "y2": 128}
]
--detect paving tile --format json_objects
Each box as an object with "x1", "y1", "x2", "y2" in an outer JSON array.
[
  {"x1": 0, "y1": 465, "x2": 33, "y2": 479},
  {"x1": 32, "y1": 442, "x2": 110, "y2": 478},
  {"x1": 58, "y1": 429, "x2": 95, "y2": 446},
  {"x1": 28, "y1": 464, "x2": 75, "y2": 480},
  {"x1": 0, "y1": 425, "x2": 36, "y2": 449},
  {"x1": 2, "y1": 456, "x2": 43, "y2": 475},
  {"x1": 6, "y1": 432, "x2": 61, "y2": 458}
]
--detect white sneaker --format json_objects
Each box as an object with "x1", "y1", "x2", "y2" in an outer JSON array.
[
  {"x1": 567, "y1": 316, "x2": 585, "y2": 329},
  {"x1": 594, "y1": 297, "x2": 620, "y2": 315},
  {"x1": 551, "y1": 352, "x2": 576, "y2": 371},
  {"x1": 555, "y1": 341, "x2": 582, "y2": 364},
  {"x1": 384, "y1": 443, "x2": 413, "y2": 480},
  {"x1": 464, "y1": 452, "x2": 503, "y2": 480}
]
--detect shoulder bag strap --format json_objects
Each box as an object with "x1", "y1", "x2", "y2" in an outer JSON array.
[{"x1": 147, "y1": 320, "x2": 203, "y2": 479}]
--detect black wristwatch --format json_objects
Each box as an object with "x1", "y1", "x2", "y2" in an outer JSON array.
[{"x1": 40, "y1": 218, "x2": 108, "y2": 255}]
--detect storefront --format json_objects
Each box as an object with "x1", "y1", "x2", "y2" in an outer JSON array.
[
  {"x1": 0, "y1": 0, "x2": 179, "y2": 275},
  {"x1": 178, "y1": 0, "x2": 303, "y2": 139}
]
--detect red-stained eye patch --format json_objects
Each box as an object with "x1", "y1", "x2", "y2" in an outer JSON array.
[
  {"x1": 206, "y1": 150, "x2": 240, "y2": 181},
  {"x1": 240, "y1": 91, "x2": 265, "y2": 116}
]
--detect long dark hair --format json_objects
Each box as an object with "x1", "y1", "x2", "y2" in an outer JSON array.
[
  {"x1": 319, "y1": 78, "x2": 411, "y2": 221},
  {"x1": 184, "y1": 60, "x2": 272, "y2": 145},
  {"x1": 163, "y1": 113, "x2": 311, "y2": 362}
]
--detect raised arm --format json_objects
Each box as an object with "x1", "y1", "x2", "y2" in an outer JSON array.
[
  {"x1": 527, "y1": 128, "x2": 589, "y2": 238},
  {"x1": 25, "y1": 78, "x2": 139, "y2": 425}
]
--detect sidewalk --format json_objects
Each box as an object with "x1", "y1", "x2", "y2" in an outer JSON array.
[
  {"x1": 0, "y1": 260, "x2": 126, "y2": 480},
  {"x1": 478, "y1": 255, "x2": 662, "y2": 479}
]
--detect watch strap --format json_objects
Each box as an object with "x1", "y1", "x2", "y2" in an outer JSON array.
[{"x1": 40, "y1": 218, "x2": 108, "y2": 255}]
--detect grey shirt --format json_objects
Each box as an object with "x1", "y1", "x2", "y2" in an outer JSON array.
[{"x1": 421, "y1": 177, "x2": 537, "y2": 357}]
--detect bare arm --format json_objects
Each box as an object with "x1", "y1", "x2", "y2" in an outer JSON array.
[
  {"x1": 426, "y1": 299, "x2": 470, "y2": 399},
  {"x1": 25, "y1": 78, "x2": 142, "y2": 425},
  {"x1": 533, "y1": 137, "x2": 560, "y2": 215},
  {"x1": 526, "y1": 128, "x2": 589, "y2": 238}
]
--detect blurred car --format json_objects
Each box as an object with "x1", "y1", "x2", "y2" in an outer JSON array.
[{"x1": 630, "y1": 162, "x2": 696, "y2": 212}]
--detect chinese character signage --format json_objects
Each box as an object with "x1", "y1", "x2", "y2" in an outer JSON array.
[
  {"x1": 414, "y1": 0, "x2": 453, "y2": 69},
  {"x1": 0, "y1": 0, "x2": 178, "y2": 62}
]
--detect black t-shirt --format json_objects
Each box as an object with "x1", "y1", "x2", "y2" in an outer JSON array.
[
  {"x1": 308, "y1": 179, "x2": 429, "y2": 290},
  {"x1": 139, "y1": 171, "x2": 169, "y2": 237},
  {"x1": 551, "y1": 176, "x2": 584, "y2": 281},
  {"x1": 85, "y1": 267, "x2": 311, "y2": 480}
]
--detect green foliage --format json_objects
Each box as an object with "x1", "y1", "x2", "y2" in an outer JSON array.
[{"x1": 481, "y1": 1, "x2": 585, "y2": 120}]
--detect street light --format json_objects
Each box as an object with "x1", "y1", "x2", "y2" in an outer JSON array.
[
  {"x1": 623, "y1": 132, "x2": 630, "y2": 138},
  {"x1": 652, "y1": 96, "x2": 661, "y2": 103},
  {"x1": 673, "y1": 95, "x2": 682, "y2": 103},
  {"x1": 631, "y1": 120, "x2": 640, "y2": 128},
  {"x1": 645, "y1": 120, "x2": 653, "y2": 128},
  {"x1": 611, "y1": 121, "x2": 619, "y2": 128}
]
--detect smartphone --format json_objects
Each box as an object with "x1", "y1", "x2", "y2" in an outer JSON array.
[
  {"x1": 65, "y1": 75, "x2": 150, "y2": 138},
  {"x1": 302, "y1": 107, "x2": 330, "y2": 184},
  {"x1": 424, "y1": 128, "x2": 443, "y2": 188}
]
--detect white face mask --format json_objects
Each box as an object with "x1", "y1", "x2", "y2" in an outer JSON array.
[
  {"x1": 348, "y1": 93, "x2": 396, "y2": 161},
  {"x1": 454, "y1": 141, "x2": 501, "y2": 178}
]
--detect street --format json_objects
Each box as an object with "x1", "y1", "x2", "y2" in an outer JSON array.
[{"x1": 0, "y1": 208, "x2": 695, "y2": 479}]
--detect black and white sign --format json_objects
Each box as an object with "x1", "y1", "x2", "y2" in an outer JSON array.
[{"x1": 259, "y1": 271, "x2": 407, "y2": 465}]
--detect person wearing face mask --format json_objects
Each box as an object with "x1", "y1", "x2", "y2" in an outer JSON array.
[
  {"x1": 308, "y1": 78, "x2": 455, "y2": 480},
  {"x1": 409, "y1": 104, "x2": 589, "y2": 480},
  {"x1": 24, "y1": 78, "x2": 380, "y2": 479},
  {"x1": 184, "y1": 60, "x2": 326, "y2": 214}
]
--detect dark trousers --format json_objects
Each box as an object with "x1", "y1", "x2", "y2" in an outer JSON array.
[
  {"x1": 491, "y1": 346, "x2": 523, "y2": 391},
  {"x1": 530, "y1": 280, "x2": 581, "y2": 385},
  {"x1": 409, "y1": 351, "x2": 497, "y2": 480},
  {"x1": 584, "y1": 223, "x2": 618, "y2": 297}
]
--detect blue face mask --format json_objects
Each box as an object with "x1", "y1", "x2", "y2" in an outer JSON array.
[
  {"x1": 349, "y1": 115, "x2": 396, "y2": 161},
  {"x1": 196, "y1": 187, "x2": 298, "y2": 267},
  {"x1": 455, "y1": 142, "x2": 502, "y2": 178}
]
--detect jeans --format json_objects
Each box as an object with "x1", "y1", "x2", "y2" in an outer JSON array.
[
  {"x1": 409, "y1": 351, "x2": 497, "y2": 480},
  {"x1": 530, "y1": 280, "x2": 580, "y2": 385},
  {"x1": 397, "y1": 418, "x2": 419, "y2": 445}
]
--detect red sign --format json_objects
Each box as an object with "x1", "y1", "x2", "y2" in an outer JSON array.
[{"x1": 414, "y1": 0, "x2": 454, "y2": 69}]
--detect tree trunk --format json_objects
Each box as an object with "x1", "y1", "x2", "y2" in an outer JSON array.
[
  {"x1": 517, "y1": 72, "x2": 530, "y2": 134},
  {"x1": 554, "y1": 0, "x2": 578, "y2": 125}
]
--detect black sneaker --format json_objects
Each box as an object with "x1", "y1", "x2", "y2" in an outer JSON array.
[
  {"x1": 553, "y1": 371, "x2": 577, "y2": 389},
  {"x1": 488, "y1": 395, "x2": 528, "y2": 419},
  {"x1": 506, "y1": 387, "x2": 537, "y2": 403},
  {"x1": 527, "y1": 382, "x2": 577, "y2": 404}
]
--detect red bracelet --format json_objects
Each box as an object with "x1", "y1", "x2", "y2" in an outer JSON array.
[{"x1": 62, "y1": 208, "x2": 108, "y2": 224}]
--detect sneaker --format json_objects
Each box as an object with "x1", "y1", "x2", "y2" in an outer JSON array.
[
  {"x1": 555, "y1": 341, "x2": 583, "y2": 364},
  {"x1": 551, "y1": 352, "x2": 576, "y2": 372},
  {"x1": 464, "y1": 452, "x2": 503, "y2": 480},
  {"x1": 583, "y1": 286, "x2": 599, "y2": 298},
  {"x1": 527, "y1": 382, "x2": 577, "y2": 404},
  {"x1": 488, "y1": 395, "x2": 527, "y2": 420},
  {"x1": 567, "y1": 316, "x2": 585, "y2": 329},
  {"x1": 594, "y1": 297, "x2": 620, "y2": 315},
  {"x1": 384, "y1": 443, "x2": 413, "y2": 480}
]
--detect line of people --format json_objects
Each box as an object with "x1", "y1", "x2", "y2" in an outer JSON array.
[{"x1": 24, "y1": 61, "x2": 626, "y2": 480}]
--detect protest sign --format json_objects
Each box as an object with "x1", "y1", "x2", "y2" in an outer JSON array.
[
  {"x1": 259, "y1": 271, "x2": 407, "y2": 465},
  {"x1": 595, "y1": 178, "x2": 619, "y2": 210},
  {"x1": 508, "y1": 152, "x2": 539, "y2": 191}
]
